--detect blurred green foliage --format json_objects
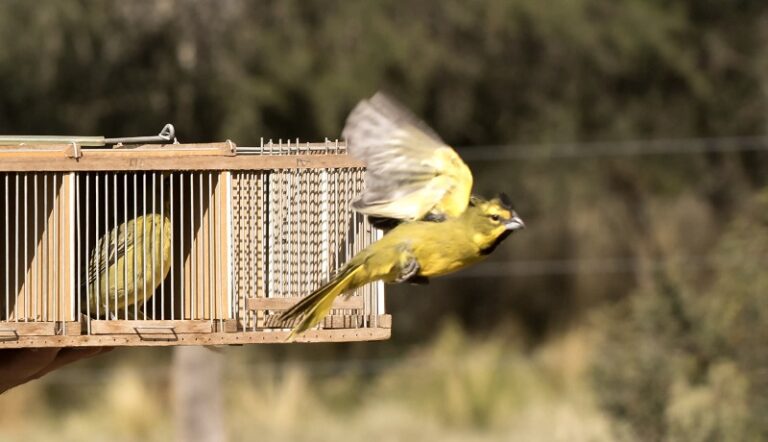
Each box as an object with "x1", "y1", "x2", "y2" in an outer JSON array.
[
  {"x1": 593, "y1": 190, "x2": 768, "y2": 440},
  {"x1": 0, "y1": 0, "x2": 766, "y2": 439},
  {"x1": 1, "y1": 0, "x2": 767, "y2": 144}
]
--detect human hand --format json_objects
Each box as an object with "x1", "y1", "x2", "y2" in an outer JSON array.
[{"x1": 0, "y1": 347, "x2": 112, "y2": 394}]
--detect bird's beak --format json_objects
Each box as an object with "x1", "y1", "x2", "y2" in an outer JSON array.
[{"x1": 505, "y1": 215, "x2": 525, "y2": 231}]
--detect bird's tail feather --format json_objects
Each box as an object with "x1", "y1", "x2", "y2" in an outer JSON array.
[{"x1": 280, "y1": 265, "x2": 363, "y2": 340}]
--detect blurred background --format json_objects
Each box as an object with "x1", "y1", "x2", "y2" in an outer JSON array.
[{"x1": 0, "y1": 0, "x2": 767, "y2": 440}]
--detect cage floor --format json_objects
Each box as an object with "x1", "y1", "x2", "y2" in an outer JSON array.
[
  {"x1": 0, "y1": 324, "x2": 391, "y2": 348},
  {"x1": 0, "y1": 314, "x2": 391, "y2": 347}
]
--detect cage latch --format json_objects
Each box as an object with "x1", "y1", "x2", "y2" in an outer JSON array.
[
  {"x1": 65, "y1": 142, "x2": 82, "y2": 159},
  {"x1": 219, "y1": 139, "x2": 237, "y2": 156},
  {"x1": 0, "y1": 329, "x2": 20, "y2": 342},
  {"x1": 134, "y1": 325, "x2": 179, "y2": 341}
]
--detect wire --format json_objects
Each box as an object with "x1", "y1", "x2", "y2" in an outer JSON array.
[
  {"x1": 457, "y1": 135, "x2": 768, "y2": 161},
  {"x1": 445, "y1": 252, "x2": 767, "y2": 278}
]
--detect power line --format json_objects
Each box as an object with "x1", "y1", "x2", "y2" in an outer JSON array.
[
  {"x1": 457, "y1": 135, "x2": 768, "y2": 161},
  {"x1": 445, "y1": 252, "x2": 767, "y2": 278}
]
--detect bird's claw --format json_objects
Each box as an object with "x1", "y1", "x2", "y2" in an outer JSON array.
[
  {"x1": 395, "y1": 258, "x2": 420, "y2": 283},
  {"x1": 423, "y1": 212, "x2": 446, "y2": 222}
]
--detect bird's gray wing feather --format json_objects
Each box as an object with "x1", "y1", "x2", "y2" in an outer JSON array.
[
  {"x1": 87, "y1": 219, "x2": 136, "y2": 285},
  {"x1": 342, "y1": 92, "x2": 466, "y2": 220}
]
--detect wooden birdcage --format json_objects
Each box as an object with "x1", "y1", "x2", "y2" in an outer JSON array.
[{"x1": 0, "y1": 133, "x2": 389, "y2": 347}]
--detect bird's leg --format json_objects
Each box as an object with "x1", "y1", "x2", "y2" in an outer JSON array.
[
  {"x1": 422, "y1": 212, "x2": 446, "y2": 223},
  {"x1": 394, "y1": 256, "x2": 420, "y2": 283}
]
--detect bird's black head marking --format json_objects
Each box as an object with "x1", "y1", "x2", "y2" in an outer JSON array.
[{"x1": 496, "y1": 193, "x2": 514, "y2": 211}]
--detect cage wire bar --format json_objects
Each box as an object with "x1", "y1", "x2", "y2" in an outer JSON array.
[
  {"x1": 0, "y1": 138, "x2": 389, "y2": 346},
  {"x1": 0, "y1": 172, "x2": 77, "y2": 337},
  {"x1": 74, "y1": 171, "x2": 230, "y2": 336},
  {"x1": 232, "y1": 139, "x2": 381, "y2": 333}
]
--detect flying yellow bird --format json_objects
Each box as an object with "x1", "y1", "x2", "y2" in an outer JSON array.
[
  {"x1": 82, "y1": 183, "x2": 172, "y2": 320},
  {"x1": 280, "y1": 92, "x2": 524, "y2": 338},
  {"x1": 342, "y1": 92, "x2": 473, "y2": 222},
  {"x1": 280, "y1": 195, "x2": 524, "y2": 338}
]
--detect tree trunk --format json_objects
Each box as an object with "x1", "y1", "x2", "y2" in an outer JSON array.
[{"x1": 173, "y1": 346, "x2": 225, "y2": 442}]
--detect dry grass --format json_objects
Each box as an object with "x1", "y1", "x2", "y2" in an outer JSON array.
[{"x1": 0, "y1": 323, "x2": 626, "y2": 442}]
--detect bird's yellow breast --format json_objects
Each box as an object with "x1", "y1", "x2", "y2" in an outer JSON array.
[{"x1": 361, "y1": 218, "x2": 486, "y2": 280}]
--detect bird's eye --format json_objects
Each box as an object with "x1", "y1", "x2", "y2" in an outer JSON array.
[{"x1": 489, "y1": 214, "x2": 500, "y2": 222}]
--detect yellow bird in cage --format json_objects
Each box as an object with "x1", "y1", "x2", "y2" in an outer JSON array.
[
  {"x1": 82, "y1": 181, "x2": 172, "y2": 320},
  {"x1": 280, "y1": 92, "x2": 525, "y2": 338}
]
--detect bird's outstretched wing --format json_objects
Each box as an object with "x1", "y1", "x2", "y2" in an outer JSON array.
[{"x1": 342, "y1": 92, "x2": 473, "y2": 221}]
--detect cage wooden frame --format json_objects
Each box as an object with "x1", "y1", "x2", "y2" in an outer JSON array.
[{"x1": 0, "y1": 140, "x2": 390, "y2": 347}]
